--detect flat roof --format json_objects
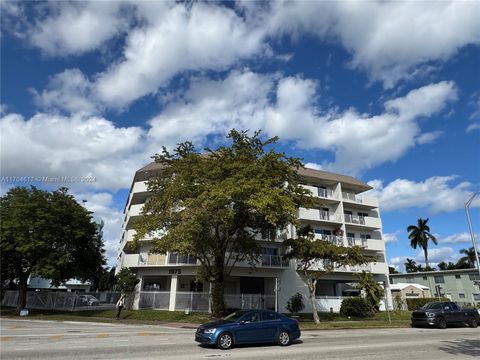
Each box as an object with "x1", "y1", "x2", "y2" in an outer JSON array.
[{"x1": 390, "y1": 268, "x2": 479, "y2": 276}]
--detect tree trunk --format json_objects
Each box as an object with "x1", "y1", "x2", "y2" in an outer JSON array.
[
  {"x1": 17, "y1": 274, "x2": 28, "y2": 315},
  {"x1": 211, "y1": 261, "x2": 226, "y2": 318},
  {"x1": 423, "y1": 248, "x2": 429, "y2": 268},
  {"x1": 309, "y1": 279, "x2": 320, "y2": 324}
]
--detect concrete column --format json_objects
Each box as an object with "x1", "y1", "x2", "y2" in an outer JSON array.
[
  {"x1": 169, "y1": 274, "x2": 178, "y2": 311},
  {"x1": 133, "y1": 275, "x2": 143, "y2": 310}
]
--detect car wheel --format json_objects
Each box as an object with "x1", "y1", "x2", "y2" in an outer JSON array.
[
  {"x1": 217, "y1": 333, "x2": 233, "y2": 350},
  {"x1": 467, "y1": 317, "x2": 478, "y2": 328},
  {"x1": 278, "y1": 331, "x2": 290, "y2": 346},
  {"x1": 437, "y1": 317, "x2": 447, "y2": 329}
]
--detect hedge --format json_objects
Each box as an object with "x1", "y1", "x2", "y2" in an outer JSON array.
[
  {"x1": 340, "y1": 297, "x2": 375, "y2": 318},
  {"x1": 406, "y1": 297, "x2": 449, "y2": 311}
]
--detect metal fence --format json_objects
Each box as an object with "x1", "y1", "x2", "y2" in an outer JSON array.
[
  {"x1": 1, "y1": 290, "x2": 124, "y2": 311},
  {"x1": 138, "y1": 291, "x2": 170, "y2": 309},
  {"x1": 175, "y1": 292, "x2": 210, "y2": 311},
  {"x1": 224, "y1": 294, "x2": 275, "y2": 310}
]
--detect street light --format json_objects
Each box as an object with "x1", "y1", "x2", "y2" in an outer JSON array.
[{"x1": 465, "y1": 192, "x2": 480, "y2": 280}]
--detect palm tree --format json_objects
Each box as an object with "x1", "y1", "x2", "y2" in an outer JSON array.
[
  {"x1": 407, "y1": 218, "x2": 437, "y2": 268},
  {"x1": 404, "y1": 258, "x2": 418, "y2": 273},
  {"x1": 459, "y1": 247, "x2": 477, "y2": 268}
]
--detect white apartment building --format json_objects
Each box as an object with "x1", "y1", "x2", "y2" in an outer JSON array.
[{"x1": 117, "y1": 162, "x2": 392, "y2": 313}]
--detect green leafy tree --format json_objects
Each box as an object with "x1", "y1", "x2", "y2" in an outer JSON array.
[
  {"x1": 284, "y1": 225, "x2": 376, "y2": 324},
  {"x1": 407, "y1": 218, "x2": 437, "y2": 268},
  {"x1": 356, "y1": 271, "x2": 385, "y2": 311},
  {"x1": 115, "y1": 268, "x2": 140, "y2": 293},
  {"x1": 93, "y1": 267, "x2": 117, "y2": 291},
  {"x1": 404, "y1": 258, "x2": 418, "y2": 273},
  {"x1": 286, "y1": 293, "x2": 305, "y2": 315},
  {"x1": 134, "y1": 130, "x2": 312, "y2": 317},
  {"x1": 0, "y1": 187, "x2": 105, "y2": 313},
  {"x1": 459, "y1": 247, "x2": 477, "y2": 268}
]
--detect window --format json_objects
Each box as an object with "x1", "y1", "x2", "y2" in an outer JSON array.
[
  {"x1": 455, "y1": 274, "x2": 461, "y2": 279},
  {"x1": 358, "y1": 212, "x2": 369, "y2": 217},
  {"x1": 261, "y1": 311, "x2": 278, "y2": 321},
  {"x1": 459, "y1": 293, "x2": 465, "y2": 299},
  {"x1": 473, "y1": 294, "x2": 480, "y2": 301},
  {"x1": 347, "y1": 232, "x2": 355, "y2": 238},
  {"x1": 434, "y1": 275, "x2": 445, "y2": 284},
  {"x1": 469, "y1": 274, "x2": 480, "y2": 281},
  {"x1": 422, "y1": 276, "x2": 428, "y2": 280},
  {"x1": 242, "y1": 311, "x2": 261, "y2": 323},
  {"x1": 262, "y1": 247, "x2": 278, "y2": 256}
]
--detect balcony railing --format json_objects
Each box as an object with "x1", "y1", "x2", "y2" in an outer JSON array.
[
  {"x1": 315, "y1": 234, "x2": 344, "y2": 246},
  {"x1": 346, "y1": 237, "x2": 368, "y2": 248},
  {"x1": 167, "y1": 253, "x2": 199, "y2": 265},
  {"x1": 344, "y1": 214, "x2": 366, "y2": 225},
  {"x1": 261, "y1": 254, "x2": 290, "y2": 268},
  {"x1": 318, "y1": 188, "x2": 334, "y2": 198},
  {"x1": 342, "y1": 192, "x2": 362, "y2": 203}
]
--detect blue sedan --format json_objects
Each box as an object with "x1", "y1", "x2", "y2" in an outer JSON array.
[{"x1": 195, "y1": 310, "x2": 301, "y2": 350}]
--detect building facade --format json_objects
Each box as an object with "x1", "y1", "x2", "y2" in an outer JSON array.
[
  {"x1": 390, "y1": 269, "x2": 480, "y2": 306},
  {"x1": 117, "y1": 162, "x2": 392, "y2": 313}
]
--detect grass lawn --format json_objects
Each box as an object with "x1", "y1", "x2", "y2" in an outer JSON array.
[{"x1": 1, "y1": 307, "x2": 411, "y2": 329}]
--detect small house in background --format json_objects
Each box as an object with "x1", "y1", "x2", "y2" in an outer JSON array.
[
  {"x1": 390, "y1": 282, "x2": 431, "y2": 300},
  {"x1": 28, "y1": 276, "x2": 92, "y2": 292}
]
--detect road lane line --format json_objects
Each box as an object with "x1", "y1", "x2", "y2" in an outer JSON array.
[
  {"x1": 0, "y1": 336, "x2": 13, "y2": 341},
  {"x1": 49, "y1": 335, "x2": 64, "y2": 340},
  {"x1": 96, "y1": 333, "x2": 110, "y2": 338}
]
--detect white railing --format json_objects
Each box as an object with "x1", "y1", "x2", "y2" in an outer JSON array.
[
  {"x1": 224, "y1": 293, "x2": 275, "y2": 310},
  {"x1": 342, "y1": 192, "x2": 362, "y2": 203},
  {"x1": 261, "y1": 254, "x2": 290, "y2": 268},
  {"x1": 346, "y1": 237, "x2": 369, "y2": 248},
  {"x1": 319, "y1": 210, "x2": 333, "y2": 221},
  {"x1": 167, "y1": 253, "x2": 199, "y2": 265},
  {"x1": 318, "y1": 188, "x2": 334, "y2": 198},
  {"x1": 315, "y1": 234, "x2": 344, "y2": 246},
  {"x1": 344, "y1": 214, "x2": 366, "y2": 225}
]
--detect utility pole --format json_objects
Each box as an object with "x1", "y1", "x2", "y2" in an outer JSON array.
[{"x1": 465, "y1": 192, "x2": 480, "y2": 281}]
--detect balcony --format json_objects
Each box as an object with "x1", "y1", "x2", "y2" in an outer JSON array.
[
  {"x1": 167, "y1": 253, "x2": 199, "y2": 265},
  {"x1": 301, "y1": 185, "x2": 338, "y2": 201},
  {"x1": 260, "y1": 254, "x2": 290, "y2": 268},
  {"x1": 342, "y1": 192, "x2": 379, "y2": 208},
  {"x1": 298, "y1": 208, "x2": 342, "y2": 223},
  {"x1": 344, "y1": 214, "x2": 381, "y2": 229},
  {"x1": 314, "y1": 234, "x2": 344, "y2": 246}
]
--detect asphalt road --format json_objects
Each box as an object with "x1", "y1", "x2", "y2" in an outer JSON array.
[{"x1": 1, "y1": 318, "x2": 479, "y2": 359}]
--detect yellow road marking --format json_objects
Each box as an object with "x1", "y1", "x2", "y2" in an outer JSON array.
[
  {"x1": 49, "y1": 335, "x2": 64, "y2": 340},
  {"x1": 1, "y1": 336, "x2": 13, "y2": 341},
  {"x1": 96, "y1": 333, "x2": 109, "y2": 338}
]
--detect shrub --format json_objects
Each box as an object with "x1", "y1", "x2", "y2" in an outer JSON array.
[
  {"x1": 406, "y1": 297, "x2": 449, "y2": 311},
  {"x1": 286, "y1": 292, "x2": 305, "y2": 314},
  {"x1": 340, "y1": 297, "x2": 374, "y2": 318}
]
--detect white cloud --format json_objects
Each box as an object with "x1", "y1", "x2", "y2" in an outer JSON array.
[
  {"x1": 72, "y1": 191, "x2": 123, "y2": 267},
  {"x1": 95, "y1": 2, "x2": 267, "y2": 108},
  {"x1": 439, "y1": 232, "x2": 480, "y2": 244},
  {"x1": 266, "y1": 1, "x2": 480, "y2": 87},
  {"x1": 304, "y1": 163, "x2": 323, "y2": 171},
  {"x1": 366, "y1": 175, "x2": 478, "y2": 213},
  {"x1": 148, "y1": 73, "x2": 457, "y2": 175},
  {"x1": 415, "y1": 247, "x2": 457, "y2": 264},
  {"x1": 27, "y1": 1, "x2": 128, "y2": 56},
  {"x1": 384, "y1": 231, "x2": 400, "y2": 244},
  {"x1": 32, "y1": 69, "x2": 99, "y2": 115},
  {"x1": 466, "y1": 123, "x2": 480, "y2": 132},
  {"x1": 416, "y1": 131, "x2": 443, "y2": 145},
  {"x1": 0, "y1": 112, "x2": 146, "y2": 191}
]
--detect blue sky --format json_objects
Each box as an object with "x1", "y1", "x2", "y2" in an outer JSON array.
[{"x1": 1, "y1": 1, "x2": 479, "y2": 269}]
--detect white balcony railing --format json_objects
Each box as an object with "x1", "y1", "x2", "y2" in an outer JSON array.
[
  {"x1": 315, "y1": 234, "x2": 345, "y2": 246},
  {"x1": 342, "y1": 192, "x2": 362, "y2": 203},
  {"x1": 318, "y1": 188, "x2": 334, "y2": 199},
  {"x1": 346, "y1": 237, "x2": 368, "y2": 248},
  {"x1": 344, "y1": 214, "x2": 366, "y2": 225},
  {"x1": 167, "y1": 253, "x2": 199, "y2": 265},
  {"x1": 260, "y1": 254, "x2": 290, "y2": 268}
]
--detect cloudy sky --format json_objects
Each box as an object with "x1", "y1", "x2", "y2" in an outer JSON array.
[{"x1": 1, "y1": 1, "x2": 479, "y2": 270}]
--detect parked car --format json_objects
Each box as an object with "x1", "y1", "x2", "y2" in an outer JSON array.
[
  {"x1": 411, "y1": 301, "x2": 479, "y2": 329},
  {"x1": 195, "y1": 310, "x2": 301, "y2": 350},
  {"x1": 77, "y1": 295, "x2": 100, "y2": 306}
]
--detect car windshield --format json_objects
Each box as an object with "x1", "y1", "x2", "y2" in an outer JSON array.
[
  {"x1": 421, "y1": 302, "x2": 441, "y2": 310},
  {"x1": 223, "y1": 311, "x2": 248, "y2": 322}
]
